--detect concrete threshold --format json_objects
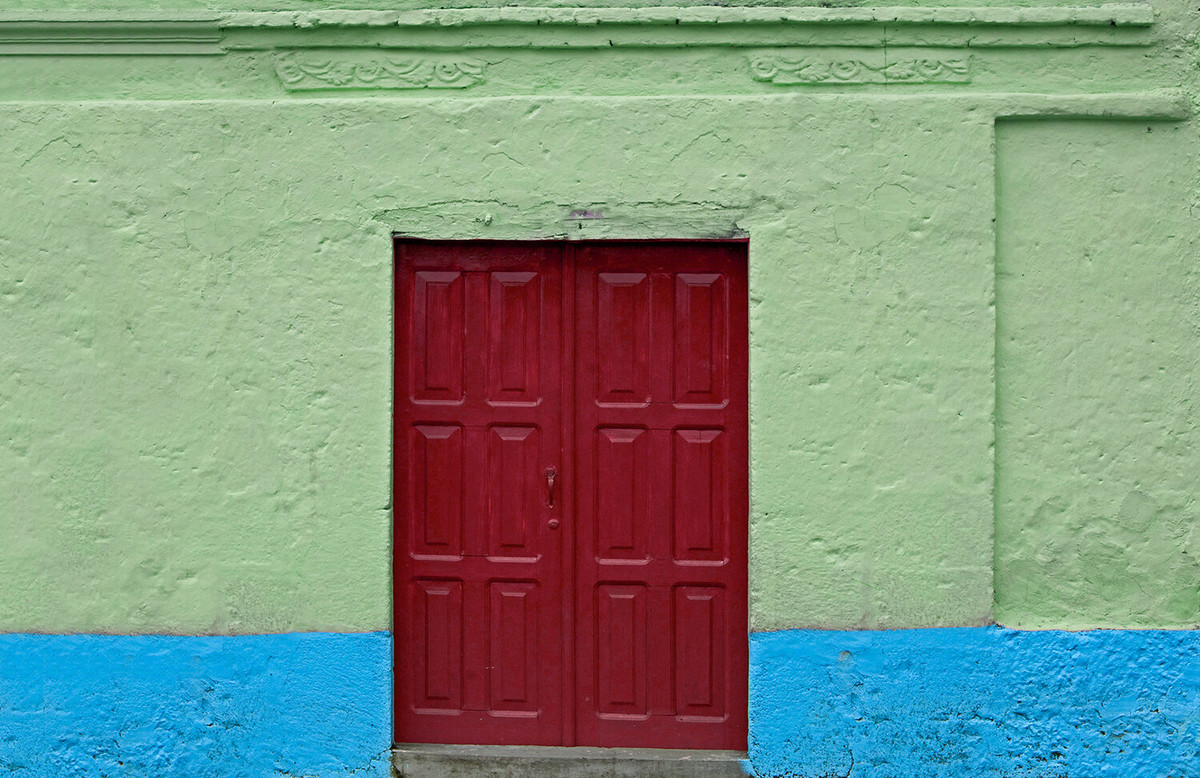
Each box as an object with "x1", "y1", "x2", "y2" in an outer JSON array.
[{"x1": 392, "y1": 743, "x2": 750, "y2": 777}]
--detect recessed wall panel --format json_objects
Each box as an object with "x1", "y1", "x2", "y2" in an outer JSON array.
[{"x1": 994, "y1": 121, "x2": 1200, "y2": 628}]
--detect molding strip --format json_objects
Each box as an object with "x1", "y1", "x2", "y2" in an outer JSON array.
[
  {"x1": 992, "y1": 89, "x2": 1190, "y2": 120},
  {"x1": 0, "y1": 21, "x2": 221, "y2": 55},
  {"x1": 0, "y1": 6, "x2": 1154, "y2": 55},
  {"x1": 0, "y1": 6, "x2": 1155, "y2": 27},
  {"x1": 215, "y1": 5, "x2": 1155, "y2": 28}
]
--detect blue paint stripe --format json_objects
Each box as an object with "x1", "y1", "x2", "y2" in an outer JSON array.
[
  {"x1": 0, "y1": 632, "x2": 391, "y2": 777},
  {"x1": 6, "y1": 628, "x2": 1198, "y2": 777},
  {"x1": 748, "y1": 627, "x2": 1200, "y2": 778}
]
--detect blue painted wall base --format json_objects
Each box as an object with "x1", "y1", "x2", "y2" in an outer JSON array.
[
  {"x1": 0, "y1": 632, "x2": 391, "y2": 777},
  {"x1": 5, "y1": 628, "x2": 1199, "y2": 776},
  {"x1": 749, "y1": 627, "x2": 1200, "y2": 777}
]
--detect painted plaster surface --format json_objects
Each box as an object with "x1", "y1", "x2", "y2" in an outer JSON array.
[
  {"x1": 0, "y1": 96, "x2": 999, "y2": 633},
  {"x1": 0, "y1": 632, "x2": 391, "y2": 777},
  {"x1": 994, "y1": 119, "x2": 1200, "y2": 629},
  {"x1": 0, "y1": 6, "x2": 1181, "y2": 100},
  {"x1": 0, "y1": 0, "x2": 1196, "y2": 639},
  {"x1": 749, "y1": 627, "x2": 1200, "y2": 777}
]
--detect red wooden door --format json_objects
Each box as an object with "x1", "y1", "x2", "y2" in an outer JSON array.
[
  {"x1": 395, "y1": 240, "x2": 747, "y2": 751},
  {"x1": 573, "y1": 242, "x2": 748, "y2": 750},
  {"x1": 394, "y1": 241, "x2": 565, "y2": 745}
]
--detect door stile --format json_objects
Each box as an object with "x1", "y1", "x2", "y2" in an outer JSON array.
[
  {"x1": 391, "y1": 248, "x2": 403, "y2": 746},
  {"x1": 559, "y1": 242, "x2": 578, "y2": 746},
  {"x1": 461, "y1": 270, "x2": 489, "y2": 714}
]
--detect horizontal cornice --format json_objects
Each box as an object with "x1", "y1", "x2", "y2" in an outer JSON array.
[
  {"x1": 0, "y1": 5, "x2": 1156, "y2": 27},
  {"x1": 0, "y1": 5, "x2": 1157, "y2": 54},
  {"x1": 0, "y1": 20, "x2": 222, "y2": 55},
  {"x1": 216, "y1": 5, "x2": 1155, "y2": 28}
]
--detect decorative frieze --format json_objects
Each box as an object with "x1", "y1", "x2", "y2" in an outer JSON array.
[
  {"x1": 750, "y1": 55, "x2": 971, "y2": 85},
  {"x1": 274, "y1": 52, "x2": 486, "y2": 91}
]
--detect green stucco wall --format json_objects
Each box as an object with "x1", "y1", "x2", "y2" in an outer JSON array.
[
  {"x1": 1, "y1": 0, "x2": 1197, "y2": 636},
  {"x1": 994, "y1": 119, "x2": 1200, "y2": 628}
]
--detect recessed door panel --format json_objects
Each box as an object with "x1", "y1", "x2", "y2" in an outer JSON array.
[
  {"x1": 487, "y1": 425, "x2": 540, "y2": 558},
  {"x1": 411, "y1": 579, "x2": 463, "y2": 711},
  {"x1": 673, "y1": 428, "x2": 728, "y2": 564},
  {"x1": 396, "y1": 240, "x2": 746, "y2": 751},
  {"x1": 488, "y1": 581, "x2": 540, "y2": 713},
  {"x1": 595, "y1": 427, "x2": 650, "y2": 562},
  {"x1": 409, "y1": 424, "x2": 464, "y2": 559},
  {"x1": 412, "y1": 271, "x2": 464, "y2": 403}
]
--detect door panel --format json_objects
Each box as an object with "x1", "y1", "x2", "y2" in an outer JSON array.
[
  {"x1": 412, "y1": 271, "x2": 464, "y2": 402},
  {"x1": 408, "y1": 424, "x2": 465, "y2": 558},
  {"x1": 594, "y1": 427, "x2": 651, "y2": 561},
  {"x1": 411, "y1": 578, "x2": 463, "y2": 711},
  {"x1": 594, "y1": 272, "x2": 652, "y2": 404},
  {"x1": 595, "y1": 583, "x2": 649, "y2": 717},
  {"x1": 488, "y1": 580, "x2": 540, "y2": 713},
  {"x1": 395, "y1": 240, "x2": 747, "y2": 751},
  {"x1": 486, "y1": 425, "x2": 541, "y2": 558},
  {"x1": 487, "y1": 271, "x2": 542, "y2": 404},
  {"x1": 673, "y1": 428, "x2": 728, "y2": 564},
  {"x1": 395, "y1": 242, "x2": 563, "y2": 746},
  {"x1": 673, "y1": 272, "x2": 728, "y2": 405},
  {"x1": 674, "y1": 584, "x2": 727, "y2": 718},
  {"x1": 573, "y1": 242, "x2": 748, "y2": 750}
]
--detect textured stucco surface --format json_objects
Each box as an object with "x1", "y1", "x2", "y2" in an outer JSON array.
[
  {"x1": 749, "y1": 627, "x2": 1200, "y2": 777},
  {"x1": 0, "y1": 96, "x2": 999, "y2": 633},
  {"x1": 0, "y1": 0, "x2": 1196, "y2": 637},
  {"x1": 0, "y1": 632, "x2": 391, "y2": 777},
  {"x1": 994, "y1": 119, "x2": 1200, "y2": 629}
]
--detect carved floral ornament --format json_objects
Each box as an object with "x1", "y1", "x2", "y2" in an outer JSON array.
[
  {"x1": 750, "y1": 55, "x2": 971, "y2": 85},
  {"x1": 274, "y1": 52, "x2": 486, "y2": 90}
]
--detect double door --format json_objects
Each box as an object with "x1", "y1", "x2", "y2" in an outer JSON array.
[{"x1": 393, "y1": 240, "x2": 747, "y2": 750}]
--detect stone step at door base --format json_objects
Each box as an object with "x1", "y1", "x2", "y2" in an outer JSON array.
[{"x1": 393, "y1": 744, "x2": 750, "y2": 778}]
